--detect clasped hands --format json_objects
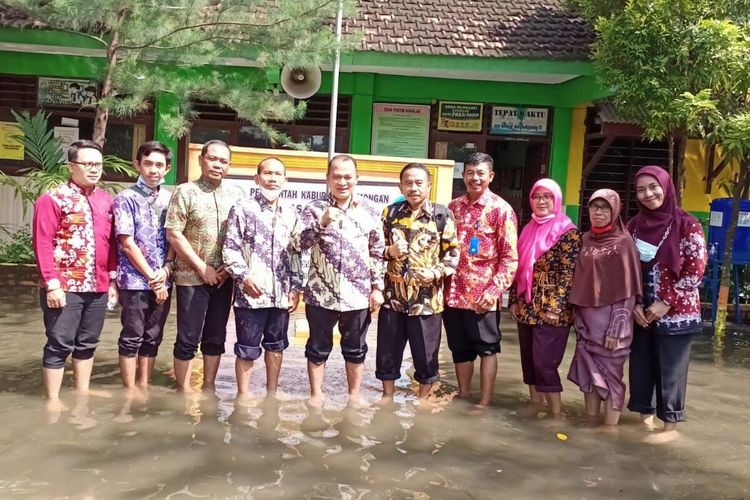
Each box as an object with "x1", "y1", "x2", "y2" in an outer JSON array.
[{"x1": 633, "y1": 301, "x2": 670, "y2": 328}]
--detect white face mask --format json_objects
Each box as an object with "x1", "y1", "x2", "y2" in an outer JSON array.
[
  {"x1": 259, "y1": 186, "x2": 282, "y2": 202},
  {"x1": 137, "y1": 175, "x2": 165, "y2": 188},
  {"x1": 635, "y1": 238, "x2": 659, "y2": 262}
]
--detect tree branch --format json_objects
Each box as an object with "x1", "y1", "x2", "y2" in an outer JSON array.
[{"x1": 119, "y1": 0, "x2": 337, "y2": 51}]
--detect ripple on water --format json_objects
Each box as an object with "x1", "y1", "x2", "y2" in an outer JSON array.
[{"x1": 0, "y1": 303, "x2": 748, "y2": 497}]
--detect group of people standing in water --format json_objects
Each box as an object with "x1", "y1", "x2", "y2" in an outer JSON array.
[
  {"x1": 512, "y1": 166, "x2": 706, "y2": 443},
  {"x1": 33, "y1": 138, "x2": 706, "y2": 443}
]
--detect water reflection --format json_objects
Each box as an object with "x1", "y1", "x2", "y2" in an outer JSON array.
[{"x1": 0, "y1": 292, "x2": 749, "y2": 498}]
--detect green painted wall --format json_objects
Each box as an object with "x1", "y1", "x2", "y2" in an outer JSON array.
[
  {"x1": 0, "y1": 27, "x2": 106, "y2": 48},
  {"x1": 549, "y1": 107, "x2": 573, "y2": 192}
]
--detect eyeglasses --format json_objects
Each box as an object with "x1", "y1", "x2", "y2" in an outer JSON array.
[
  {"x1": 202, "y1": 155, "x2": 230, "y2": 166},
  {"x1": 531, "y1": 194, "x2": 554, "y2": 202},
  {"x1": 588, "y1": 204, "x2": 611, "y2": 213},
  {"x1": 70, "y1": 161, "x2": 103, "y2": 171}
]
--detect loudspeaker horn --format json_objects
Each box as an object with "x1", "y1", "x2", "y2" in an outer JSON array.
[{"x1": 280, "y1": 66, "x2": 321, "y2": 99}]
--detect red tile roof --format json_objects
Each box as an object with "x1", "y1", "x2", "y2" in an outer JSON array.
[{"x1": 346, "y1": 0, "x2": 594, "y2": 60}]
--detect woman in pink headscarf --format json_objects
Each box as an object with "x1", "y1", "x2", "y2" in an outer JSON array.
[
  {"x1": 568, "y1": 189, "x2": 642, "y2": 427},
  {"x1": 627, "y1": 166, "x2": 707, "y2": 443},
  {"x1": 509, "y1": 179, "x2": 581, "y2": 416}
]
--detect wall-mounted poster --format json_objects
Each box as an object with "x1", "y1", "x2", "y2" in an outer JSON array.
[
  {"x1": 371, "y1": 103, "x2": 430, "y2": 158},
  {"x1": 0, "y1": 122, "x2": 24, "y2": 160},
  {"x1": 490, "y1": 106, "x2": 549, "y2": 136},
  {"x1": 38, "y1": 77, "x2": 98, "y2": 107},
  {"x1": 437, "y1": 101, "x2": 483, "y2": 132},
  {"x1": 54, "y1": 127, "x2": 80, "y2": 155}
]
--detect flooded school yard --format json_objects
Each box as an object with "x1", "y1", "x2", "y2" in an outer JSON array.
[{"x1": 0, "y1": 289, "x2": 748, "y2": 499}]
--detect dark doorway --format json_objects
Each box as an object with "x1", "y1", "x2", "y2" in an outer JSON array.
[{"x1": 487, "y1": 139, "x2": 549, "y2": 227}]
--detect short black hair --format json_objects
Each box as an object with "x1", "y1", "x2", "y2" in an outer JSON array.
[
  {"x1": 327, "y1": 154, "x2": 357, "y2": 174},
  {"x1": 201, "y1": 139, "x2": 232, "y2": 159},
  {"x1": 68, "y1": 83, "x2": 81, "y2": 89},
  {"x1": 67, "y1": 139, "x2": 102, "y2": 162},
  {"x1": 257, "y1": 156, "x2": 285, "y2": 175},
  {"x1": 399, "y1": 162, "x2": 431, "y2": 182},
  {"x1": 464, "y1": 152, "x2": 494, "y2": 169},
  {"x1": 136, "y1": 140, "x2": 172, "y2": 165}
]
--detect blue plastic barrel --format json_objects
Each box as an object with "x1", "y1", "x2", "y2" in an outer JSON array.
[{"x1": 708, "y1": 198, "x2": 750, "y2": 263}]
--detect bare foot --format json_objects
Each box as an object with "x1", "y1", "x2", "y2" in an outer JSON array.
[
  {"x1": 347, "y1": 394, "x2": 369, "y2": 409},
  {"x1": 518, "y1": 404, "x2": 545, "y2": 418},
  {"x1": 414, "y1": 398, "x2": 434, "y2": 412},
  {"x1": 583, "y1": 414, "x2": 601, "y2": 426},
  {"x1": 454, "y1": 392, "x2": 473, "y2": 405},
  {"x1": 464, "y1": 403, "x2": 489, "y2": 416},
  {"x1": 79, "y1": 388, "x2": 113, "y2": 399},
  {"x1": 377, "y1": 394, "x2": 395, "y2": 407},
  {"x1": 307, "y1": 394, "x2": 324, "y2": 408},
  {"x1": 595, "y1": 422, "x2": 620, "y2": 434},
  {"x1": 235, "y1": 392, "x2": 255, "y2": 408},
  {"x1": 45, "y1": 398, "x2": 67, "y2": 424},
  {"x1": 547, "y1": 410, "x2": 564, "y2": 420},
  {"x1": 644, "y1": 429, "x2": 680, "y2": 444},
  {"x1": 639, "y1": 413, "x2": 658, "y2": 431},
  {"x1": 123, "y1": 386, "x2": 147, "y2": 403}
]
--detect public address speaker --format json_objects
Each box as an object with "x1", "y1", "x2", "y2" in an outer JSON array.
[{"x1": 280, "y1": 66, "x2": 322, "y2": 99}]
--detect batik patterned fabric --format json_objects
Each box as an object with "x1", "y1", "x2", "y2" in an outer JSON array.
[
  {"x1": 444, "y1": 190, "x2": 519, "y2": 310},
  {"x1": 164, "y1": 178, "x2": 243, "y2": 286},
  {"x1": 295, "y1": 194, "x2": 385, "y2": 312},
  {"x1": 381, "y1": 200, "x2": 460, "y2": 315},
  {"x1": 33, "y1": 180, "x2": 117, "y2": 293},
  {"x1": 628, "y1": 217, "x2": 707, "y2": 335},
  {"x1": 114, "y1": 178, "x2": 172, "y2": 290},
  {"x1": 223, "y1": 192, "x2": 303, "y2": 309},
  {"x1": 509, "y1": 228, "x2": 582, "y2": 327}
]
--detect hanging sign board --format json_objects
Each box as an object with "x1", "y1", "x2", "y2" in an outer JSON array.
[
  {"x1": 0, "y1": 121, "x2": 24, "y2": 160},
  {"x1": 371, "y1": 103, "x2": 430, "y2": 158},
  {"x1": 437, "y1": 101, "x2": 483, "y2": 132},
  {"x1": 490, "y1": 106, "x2": 549, "y2": 136},
  {"x1": 38, "y1": 77, "x2": 98, "y2": 107}
]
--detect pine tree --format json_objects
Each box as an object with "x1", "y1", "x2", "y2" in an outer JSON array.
[{"x1": 4, "y1": 0, "x2": 350, "y2": 146}]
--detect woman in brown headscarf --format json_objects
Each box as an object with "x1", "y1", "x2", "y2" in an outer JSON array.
[{"x1": 567, "y1": 189, "x2": 642, "y2": 426}]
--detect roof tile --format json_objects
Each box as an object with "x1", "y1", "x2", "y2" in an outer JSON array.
[{"x1": 352, "y1": 0, "x2": 593, "y2": 60}]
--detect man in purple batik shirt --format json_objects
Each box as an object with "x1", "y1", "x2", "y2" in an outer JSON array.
[{"x1": 113, "y1": 141, "x2": 175, "y2": 392}]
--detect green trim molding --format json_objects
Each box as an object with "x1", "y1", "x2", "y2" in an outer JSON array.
[
  {"x1": 342, "y1": 51, "x2": 595, "y2": 77},
  {"x1": 549, "y1": 107, "x2": 573, "y2": 193}
]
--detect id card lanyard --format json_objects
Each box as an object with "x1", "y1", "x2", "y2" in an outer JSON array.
[{"x1": 469, "y1": 221, "x2": 481, "y2": 255}]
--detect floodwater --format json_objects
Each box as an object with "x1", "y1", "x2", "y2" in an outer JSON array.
[{"x1": 0, "y1": 289, "x2": 749, "y2": 499}]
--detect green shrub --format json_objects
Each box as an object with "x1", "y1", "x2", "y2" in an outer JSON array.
[{"x1": 0, "y1": 226, "x2": 34, "y2": 264}]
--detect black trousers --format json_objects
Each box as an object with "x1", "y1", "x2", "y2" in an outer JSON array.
[
  {"x1": 41, "y1": 290, "x2": 107, "y2": 369},
  {"x1": 627, "y1": 328, "x2": 693, "y2": 423},
  {"x1": 305, "y1": 304, "x2": 371, "y2": 364},
  {"x1": 376, "y1": 307, "x2": 442, "y2": 384},
  {"x1": 174, "y1": 282, "x2": 233, "y2": 361},
  {"x1": 118, "y1": 289, "x2": 172, "y2": 357}
]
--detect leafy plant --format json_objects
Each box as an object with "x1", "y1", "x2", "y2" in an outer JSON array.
[
  {"x1": 0, "y1": 226, "x2": 34, "y2": 264},
  {"x1": 0, "y1": 109, "x2": 137, "y2": 215}
]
